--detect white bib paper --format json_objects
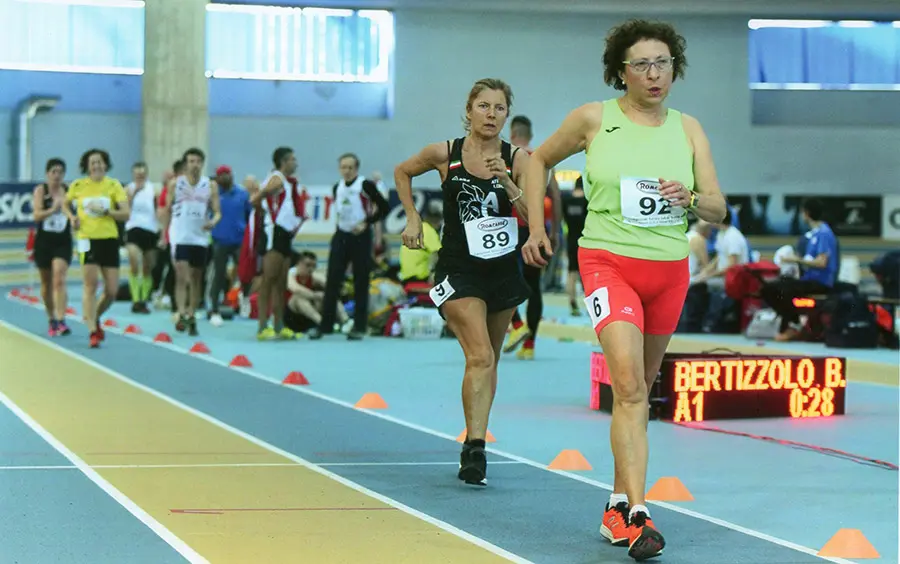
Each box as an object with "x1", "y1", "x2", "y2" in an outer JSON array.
[
  {"x1": 43, "y1": 212, "x2": 68, "y2": 233},
  {"x1": 463, "y1": 216, "x2": 517, "y2": 260},
  {"x1": 620, "y1": 177, "x2": 685, "y2": 228},
  {"x1": 584, "y1": 286, "x2": 611, "y2": 330},
  {"x1": 82, "y1": 196, "x2": 111, "y2": 218},
  {"x1": 177, "y1": 200, "x2": 207, "y2": 220},
  {"x1": 429, "y1": 276, "x2": 456, "y2": 307}
]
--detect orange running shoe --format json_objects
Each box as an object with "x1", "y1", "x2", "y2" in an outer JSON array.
[
  {"x1": 599, "y1": 501, "x2": 630, "y2": 546},
  {"x1": 89, "y1": 331, "x2": 102, "y2": 348},
  {"x1": 627, "y1": 510, "x2": 665, "y2": 561}
]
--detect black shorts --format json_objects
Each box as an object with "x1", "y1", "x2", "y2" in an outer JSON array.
[
  {"x1": 126, "y1": 227, "x2": 159, "y2": 252},
  {"x1": 432, "y1": 263, "x2": 530, "y2": 318},
  {"x1": 34, "y1": 239, "x2": 72, "y2": 270},
  {"x1": 567, "y1": 235, "x2": 580, "y2": 272},
  {"x1": 173, "y1": 244, "x2": 208, "y2": 269},
  {"x1": 270, "y1": 225, "x2": 294, "y2": 257},
  {"x1": 79, "y1": 238, "x2": 120, "y2": 269}
]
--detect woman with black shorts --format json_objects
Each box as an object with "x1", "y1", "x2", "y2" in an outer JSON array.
[
  {"x1": 31, "y1": 158, "x2": 73, "y2": 337},
  {"x1": 395, "y1": 78, "x2": 531, "y2": 486}
]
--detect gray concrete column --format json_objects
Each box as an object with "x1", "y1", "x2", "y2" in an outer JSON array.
[{"x1": 141, "y1": 0, "x2": 208, "y2": 179}]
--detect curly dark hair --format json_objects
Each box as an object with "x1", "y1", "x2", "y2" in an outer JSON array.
[
  {"x1": 602, "y1": 19, "x2": 688, "y2": 91},
  {"x1": 79, "y1": 149, "x2": 111, "y2": 175}
]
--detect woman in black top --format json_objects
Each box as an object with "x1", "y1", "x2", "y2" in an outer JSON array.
[
  {"x1": 31, "y1": 158, "x2": 73, "y2": 336},
  {"x1": 395, "y1": 78, "x2": 531, "y2": 487}
]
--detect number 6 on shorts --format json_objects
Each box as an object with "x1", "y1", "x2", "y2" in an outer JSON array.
[
  {"x1": 429, "y1": 276, "x2": 456, "y2": 307},
  {"x1": 584, "y1": 287, "x2": 610, "y2": 330}
]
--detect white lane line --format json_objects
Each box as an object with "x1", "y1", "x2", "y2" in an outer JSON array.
[
  {"x1": 5, "y1": 297, "x2": 860, "y2": 564},
  {"x1": 0, "y1": 390, "x2": 208, "y2": 564},
  {"x1": 0, "y1": 461, "x2": 525, "y2": 471},
  {"x1": 0, "y1": 319, "x2": 532, "y2": 564}
]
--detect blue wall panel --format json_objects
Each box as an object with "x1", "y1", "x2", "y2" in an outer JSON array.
[{"x1": 0, "y1": 71, "x2": 141, "y2": 113}]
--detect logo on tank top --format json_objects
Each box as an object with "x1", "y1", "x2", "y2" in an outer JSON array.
[
  {"x1": 605, "y1": 127, "x2": 621, "y2": 133},
  {"x1": 457, "y1": 182, "x2": 499, "y2": 223},
  {"x1": 636, "y1": 180, "x2": 661, "y2": 193}
]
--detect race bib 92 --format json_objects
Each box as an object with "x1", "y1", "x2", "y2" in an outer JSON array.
[
  {"x1": 620, "y1": 177, "x2": 685, "y2": 228},
  {"x1": 463, "y1": 216, "x2": 518, "y2": 260}
]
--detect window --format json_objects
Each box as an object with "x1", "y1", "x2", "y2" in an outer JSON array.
[
  {"x1": 205, "y1": 4, "x2": 394, "y2": 83},
  {"x1": 749, "y1": 19, "x2": 900, "y2": 91},
  {"x1": 0, "y1": 0, "x2": 144, "y2": 74}
]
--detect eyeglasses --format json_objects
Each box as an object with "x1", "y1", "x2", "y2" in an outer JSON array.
[{"x1": 623, "y1": 57, "x2": 675, "y2": 73}]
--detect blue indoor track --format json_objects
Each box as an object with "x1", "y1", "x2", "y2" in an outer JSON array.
[{"x1": 0, "y1": 285, "x2": 897, "y2": 564}]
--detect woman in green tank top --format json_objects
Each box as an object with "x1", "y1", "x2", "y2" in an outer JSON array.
[{"x1": 520, "y1": 19, "x2": 728, "y2": 562}]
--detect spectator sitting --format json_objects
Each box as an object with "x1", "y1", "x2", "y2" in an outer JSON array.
[
  {"x1": 399, "y1": 201, "x2": 442, "y2": 293},
  {"x1": 677, "y1": 220, "x2": 713, "y2": 332},
  {"x1": 693, "y1": 211, "x2": 750, "y2": 287},
  {"x1": 760, "y1": 198, "x2": 839, "y2": 342},
  {"x1": 693, "y1": 212, "x2": 750, "y2": 333},
  {"x1": 284, "y1": 251, "x2": 349, "y2": 334}
]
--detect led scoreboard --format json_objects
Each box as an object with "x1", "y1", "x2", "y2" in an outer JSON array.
[{"x1": 590, "y1": 352, "x2": 848, "y2": 421}]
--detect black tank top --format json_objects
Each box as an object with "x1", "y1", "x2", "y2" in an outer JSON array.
[
  {"x1": 436, "y1": 137, "x2": 520, "y2": 274},
  {"x1": 34, "y1": 183, "x2": 71, "y2": 244}
]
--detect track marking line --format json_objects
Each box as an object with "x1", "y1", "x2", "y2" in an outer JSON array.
[
  {"x1": 0, "y1": 320, "x2": 532, "y2": 564},
  {"x1": 0, "y1": 390, "x2": 208, "y2": 564},
  {"x1": 4, "y1": 300, "x2": 865, "y2": 564},
  {"x1": 0, "y1": 461, "x2": 525, "y2": 471}
]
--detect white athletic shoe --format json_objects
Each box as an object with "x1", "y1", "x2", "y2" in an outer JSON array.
[{"x1": 209, "y1": 313, "x2": 224, "y2": 327}]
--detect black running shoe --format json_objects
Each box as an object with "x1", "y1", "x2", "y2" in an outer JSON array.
[
  {"x1": 188, "y1": 316, "x2": 198, "y2": 337},
  {"x1": 627, "y1": 511, "x2": 665, "y2": 561},
  {"x1": 458, "y1": 443, "x2": 487, "y2": 486}
]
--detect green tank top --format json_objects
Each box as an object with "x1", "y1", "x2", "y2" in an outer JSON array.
[{"x1": 580, "y1": 98, "x2": 694, "y2": 261}]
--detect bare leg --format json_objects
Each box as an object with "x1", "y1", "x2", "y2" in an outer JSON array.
[
  {"x1": 599, "y1": 321, "x2": 649, "y2": 507},
  {"x1": 81, "y1": 265, "x2": 100, "y2": 332},
  {"x1": 38, "y1": 268, "x2": 53, "y2": 322},
  {"x1": 97, "y1": 268, "x2": 118, "y2": 319},
  {"x1": 51, "y1": 259, "x2": 68, "y2": 321}
]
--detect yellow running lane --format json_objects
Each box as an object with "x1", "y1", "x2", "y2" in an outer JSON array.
[{"x1": 0, "y1": 326, "x2": 515, "y2": 564}]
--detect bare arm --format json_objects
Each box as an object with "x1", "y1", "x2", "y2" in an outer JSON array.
[
  {"x1": 547, "y1": 168, "x2": 562, "y2": 241},
  {"x1": 32, "y1": 185, "x2": 58, "y2": 221},
  {"x1": 108, "y1": 183, "x2": 131, "y2": 222},
  {"x1": 505, "y1": 149, "x2": 530, "y2": 220},
  {"x1": 159, "y1": 180, "x2": 176, "y2": 236},
  {"x1": 250, "y1": 175, "x2": 283, "y2": 206},
  {"x1": 689, "y1": 234, "x2": 709, "y2": 269},
  {"x1": 206, "y1": 181, "x2": 222, "y2": 230},
  {"x1": 525, "y1": 103, "x2": 602, "y2": 235},
  {"x1": 394, "y1": 142, "x2": 449, "y2": 223},
  {"x1": 683, "y1": 114, "x2": 728, "y2": 223}
]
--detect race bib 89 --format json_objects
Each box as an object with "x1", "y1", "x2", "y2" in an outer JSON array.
[
  {"x1": 43, "y1": 213, "x2": 68, "y2": 233},
  {"x1": 463, "y1": 216, "x2": 518, "y2": 260},
  {"x1": 620, "y1": 177, "x2": 685, "y2": 228}
]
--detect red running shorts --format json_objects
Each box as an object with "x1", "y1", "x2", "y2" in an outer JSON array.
[{"x1": 578, "y1": 247, "x2": 689, "y2": 336}]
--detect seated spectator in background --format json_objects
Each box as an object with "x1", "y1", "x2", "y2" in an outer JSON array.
[
  {"x1": 284, "y1": 251, "x2": 349, "y2": 333},
  {"x1": 693, "y1": 212, "x2": 749, "y2": 286},
  {"x1": 693, "y1": 212, "x2": 749, "y2": 333},
  {"x1": 677, "y1": 220, "x2": 713, "y2": 332},
  {"x1": 760, "y1": 198, "x2": 838, "y2": 342},
  {"x1": 398, "y1": 201, "x2": 442, "y2": 292}
]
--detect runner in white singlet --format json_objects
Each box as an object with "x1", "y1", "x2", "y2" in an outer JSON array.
[
  {"x1": 249, "y1": 147, "x2": 304, "y2": 340},
  {"x1": 161, "y1": 148, "x2": 221, "y2": 336},
  {"x1": 124, "y1": 161, "x2": 160, "y2": 314}
]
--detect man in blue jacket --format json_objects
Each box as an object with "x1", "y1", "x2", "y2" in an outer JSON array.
[
  {"x1": 760, "y1": 198, "x2": 839, "y2": 342},
  {"x1": 209, "y1": 165, "x2": 251, "y2": 326}
]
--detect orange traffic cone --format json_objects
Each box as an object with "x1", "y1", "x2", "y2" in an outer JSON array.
[
  {"x1": 547, "y1": 450, "x2": 592, "y2": 471},
  {"x1": 646, "y1": 477, "x2": 694, "y2": 502},
  {"x1": 355, "y1": 393, "x2": 387, "y2": 409},
  {"x1": 818, "y1": 529, "x2": 879, "y2": 559}
]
